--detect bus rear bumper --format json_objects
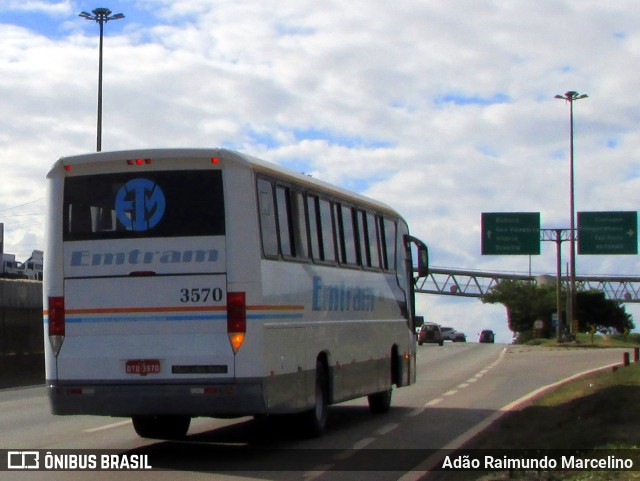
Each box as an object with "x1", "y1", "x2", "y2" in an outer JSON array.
[{"x1": 47, "y1": 380, "x2": 266, "y2": 417}]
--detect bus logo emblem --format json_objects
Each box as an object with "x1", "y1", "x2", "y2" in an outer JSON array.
[{"x1": 115, "y1": 178, "x2": 166, "y2": 231}]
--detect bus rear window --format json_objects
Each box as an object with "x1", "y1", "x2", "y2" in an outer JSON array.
[{"x1": 63, "y1": 170, "x2": 225, "y2": 241}]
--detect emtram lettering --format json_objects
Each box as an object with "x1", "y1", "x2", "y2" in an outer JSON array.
[
  {"x1": 312, "y1": 275, "x2": 375, "y2": 312},
  {"x1": 70, "y1": 249, "x2": 219, "y2": 267}
]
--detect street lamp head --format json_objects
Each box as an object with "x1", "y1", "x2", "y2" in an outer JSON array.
[
  {"x1": 93, "y1": 8, "x2": 113, "y2": 17},
  {"x1": 79, "y1": 8, "x2": 125, "y2": 22},
  {"x1": 555, "y1": 91, "x2": 589, "y2": 102}
]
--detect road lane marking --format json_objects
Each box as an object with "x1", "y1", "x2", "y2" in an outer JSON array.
[
  {"x1": 425, "y1": 348, "x2": 509, "y2": 409},
  {"x1": 333, "y1": 452, "x2": 353, "y2": 461},
  {"x1": 398, "y1": 353, "x2": 620, "y2": 481},
  {"x1": 83, "y1": 419, "x2": 131, "y2": 433},
  {"x1": 408, "y1": 407, "x2": 425, "y2": 417},
  {"x1": 311, "y1": 347, "x2": 514, "y2": 481},
  {"x1": 303, "y1": 465, "x2": 334, "y2": 480},
  {"x1": 353, "y1": 437, "x2": 376, "y2": 449},
  {"x1": 331, "y1": 436, "x2": 376, "y2": 461},
  {"x1": 376, "y1": 423, "x2": 398, "y2": 436}
]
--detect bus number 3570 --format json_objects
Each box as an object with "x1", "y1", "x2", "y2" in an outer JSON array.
[{"x1": 180, "y1": 288, "x2": 224, "y2": 303}]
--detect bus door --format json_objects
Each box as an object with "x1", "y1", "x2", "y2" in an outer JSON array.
[
  {"x1": 404, "y1": 233, "x2": 429, "y2": 328},
  {"x1": 398, "y1": 230, "x2": 429, "y2": 386}
]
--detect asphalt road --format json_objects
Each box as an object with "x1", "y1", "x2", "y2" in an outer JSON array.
[{"x1": 0, "y1": 342, "x2": 630, "y2": 481}]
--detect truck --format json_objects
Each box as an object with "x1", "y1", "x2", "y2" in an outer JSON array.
[
  {"x1": 22, "y1": 250, "x2": 43, "y2": 280},
  {"x1": 0, "y1": 253, "x2": 26, "y2": 279}
]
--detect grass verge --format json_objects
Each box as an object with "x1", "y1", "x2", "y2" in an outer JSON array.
[
  {"x1": 524, "y1": 333, "x2": 640, "y2": 349},
  {"x1": 448, "y1": 360, "x2": 640, "y2": 480}
]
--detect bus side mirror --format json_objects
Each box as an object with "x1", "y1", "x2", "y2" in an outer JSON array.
[
  {"x1": 405, "y1": 235, "x2": 429, "y2": 277},
  {"x1": 414, "y1": 315, "x2": 425, "y2": 328}
]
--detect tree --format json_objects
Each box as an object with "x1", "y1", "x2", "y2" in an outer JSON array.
[
  {"x1": 482, "y1": 280, "x2": 635, "y2": 338},
  {"x1": 482, "y1": 279, "x2": 557, "y2": 335},
  {"x1": 576, "y1": 291, "x2": 634, "y2": 334}
]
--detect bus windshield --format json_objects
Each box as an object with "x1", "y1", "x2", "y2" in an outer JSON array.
[{"x1": 63, "y1": 170, "x2": 225, "y2": 241}]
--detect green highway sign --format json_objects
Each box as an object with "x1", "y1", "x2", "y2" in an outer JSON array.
[
  {"x1": 578, "y1": 211, "x2": 638, "y2": 255},
  {"x1": 481, "y1": 212, "x2": 541, "y2": 255}
]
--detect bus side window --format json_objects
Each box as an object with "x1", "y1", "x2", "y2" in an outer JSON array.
[
  {"x1": 379, "y1": 216, "x2": 396, "y2": 271},
  {"x1": 307, "y1": 195, "x2": 321, "y2": 260},
  {"x1": 383, "y1": 218, "x2": 396, "y2": 271},
  {"x1": 275, "y1": 185, "x2": 294, "y2": 257},
  {"x1": 318, "y1": 199, "x2": 336, "y2": 262},
  {"x1": 358, "y1": 211, "x2": 367, "y2": 266},
  {"x1": 333, "y1": 203, "x2": 343, "y2": 263},
  {"x1": 257, "y1": 179, "x2": 278, "y2": 257},
  {"x1": 292, "y1": 192, "x2": 309, "y2": 260},
  {"x1": 367, "y1": 212, "x2": 381, "y2": 269},
  {"x1": 359, "y1": 210, "x2": 381, "y2": 269},
  {"x1": 337, "y1": 204, "x2": 358, "y2": 266}
]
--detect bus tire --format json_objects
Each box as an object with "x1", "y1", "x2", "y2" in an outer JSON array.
[
  {"x1": 303, "y1": 360, "x2": 328, "y2": 437},
  {"x1": 368, "y1": 388, "x2": 392, "y2": 414},
  {"x1": 132, "y1": 415, "x2": 190, "y2": 440}
]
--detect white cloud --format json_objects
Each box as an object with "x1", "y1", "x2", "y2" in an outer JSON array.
[
  {"x1": 1, "y1": 0, "x2": 640, "y2": 339},
  {"x1": 0, "y1": 1, "x2": 72, "y2": 15}
]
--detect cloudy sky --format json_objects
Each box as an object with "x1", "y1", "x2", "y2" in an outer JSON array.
[{"x1": 1, "y1": 0, "x2": 639, "y2": 342}]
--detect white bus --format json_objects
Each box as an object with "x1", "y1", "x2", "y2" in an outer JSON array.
[{"x1": 44, "y1": 148, "x2": 428, "y2": 439}]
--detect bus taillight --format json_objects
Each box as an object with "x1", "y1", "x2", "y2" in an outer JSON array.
[
  {"x1": 48, "y1": 296, "x2": 65, "y2": 357},
  {"x1": 227, "y1": 292, "x2": 246, "y2": 354}
]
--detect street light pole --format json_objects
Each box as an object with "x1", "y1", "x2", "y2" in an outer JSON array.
[
  {"x1": 555, "y1": 90, "x2": 588, "y2": 337},
  {"x1": 79, "y1": 8, "x2": 125, "y2": 152}
]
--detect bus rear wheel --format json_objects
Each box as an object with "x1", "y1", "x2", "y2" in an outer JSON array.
[
  {"x1": 132, "y1": 415, "x2": 190, "y2": 439},
  {"x1": 303, "y1": 361, "x2": 328, "y2": 437}
]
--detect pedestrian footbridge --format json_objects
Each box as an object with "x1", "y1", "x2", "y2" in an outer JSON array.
[{"x1": 415, "y1": 268, "x2": 640, "y2": 303}]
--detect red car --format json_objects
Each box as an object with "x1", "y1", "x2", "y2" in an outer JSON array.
[
  {"x1": 418, "y1": 323, "x2": 444, "y2": 346},
  {"x1": 479, "y1": 330, "x2": 495, "y2": 343}
]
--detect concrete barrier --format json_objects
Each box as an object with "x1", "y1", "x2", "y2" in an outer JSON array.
[
  {"x1": 0, "y1": 279, "x2": 44, "y2": 388},
  {"x1": 0, "y1": 278, "x2": 42, "y2": 309}
]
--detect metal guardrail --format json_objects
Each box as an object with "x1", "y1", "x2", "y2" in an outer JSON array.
[{"x1": 415, "y1": 268, "x2": 640, "y2": 303}]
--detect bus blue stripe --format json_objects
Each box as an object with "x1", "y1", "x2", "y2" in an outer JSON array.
[{"x1": 47, "y1": 313, "x2": 304, "y2": 323}]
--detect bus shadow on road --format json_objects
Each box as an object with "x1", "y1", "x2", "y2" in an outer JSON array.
[{"x1": 123, "y1": 404, "x2": 497, "y2": 476}]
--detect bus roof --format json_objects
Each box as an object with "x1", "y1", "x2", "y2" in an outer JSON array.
[{"x1": 52, "y1": 148, "x2": 402, "y2": 218}]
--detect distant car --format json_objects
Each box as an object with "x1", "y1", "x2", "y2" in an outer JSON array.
[
  {"x1": 440, "y1": 326, "x2": 455, "y2": 341},
  {"x1": 452, "y1": 332, "x2": 466, "y2": 342},
  {"x1": 479, "y1": 330, "x2": 495, "y2": 343},
  {"x1": 418, "y1": 323, "x2": 443, "y2": 346}
]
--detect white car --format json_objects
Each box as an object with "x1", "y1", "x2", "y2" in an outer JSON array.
[{"x1": 440, "y1": 326, "x2": 456, "y2": 341}]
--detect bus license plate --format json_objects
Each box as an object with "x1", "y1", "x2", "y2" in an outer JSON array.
[{"x1": 126, "y1": 359, "x2": 161, "y2": 376}]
